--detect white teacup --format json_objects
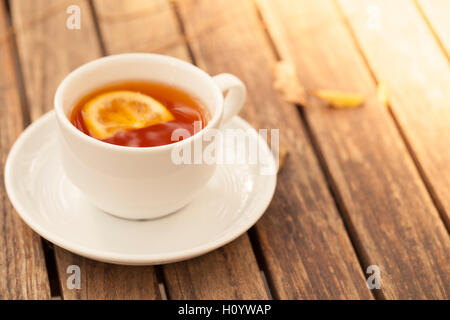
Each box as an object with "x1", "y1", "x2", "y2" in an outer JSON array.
[{"x1": 54, "y1": 53, "x2": 246, "y2": 220}]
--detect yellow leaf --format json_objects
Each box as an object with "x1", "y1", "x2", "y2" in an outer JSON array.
[
  {"x1": 273, "y1": 60, "x2": 307, "y2": 106},
  {"x1": 377, "y1": 81, "x2": 389, "y2": 107},
  {"x1": 311, "y1": 90, "x2": 364, "y2": 109}
]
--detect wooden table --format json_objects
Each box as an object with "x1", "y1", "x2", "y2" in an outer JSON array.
[{"x1": 1, "y1": 0, "x2": 449, "y2": 300}]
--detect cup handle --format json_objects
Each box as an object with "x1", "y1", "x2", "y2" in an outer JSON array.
[{"x1": 212, "y1": 73, "x2": 246, "y2": 124}]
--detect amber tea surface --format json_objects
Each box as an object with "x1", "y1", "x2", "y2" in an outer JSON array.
[{"x1": 70, "y1": 81, "x2": 210, "y2": 147}]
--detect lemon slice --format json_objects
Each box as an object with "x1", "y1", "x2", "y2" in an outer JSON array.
[{"x1": 82, "y1": 90, "x2": 174, "y2": 140}]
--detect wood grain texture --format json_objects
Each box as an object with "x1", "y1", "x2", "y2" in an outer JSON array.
[
  {"x1": 163, "y1": 236, "x2": 268, "y2": 299},
  {"x1": 257, "y1": 0, "x2": 450, "y2": 299},
  {"x1": 93, "y1": 0, "x2": 184, "y2": 57},
  {"x1": 93, "y1": 0, "x2": 269, "y2": 299},
  {"x1": 176, "y1": 0, "x2": 372, "y2": 299},
  {"x1": 416, "y1": 0, "x2": 450, "y2": 57},
  {"x1": 10, "y1": 0, "x2": 160, "y2": 299},
  {"x1": 0, "y1": 1, "x2": 50, "y2": 299},
  {"x1": 339, "y1": 0, "x2": 450, "y2": 231},
  {"x1": 11, "y1": 0, "x2": 101, "y2": 119}
]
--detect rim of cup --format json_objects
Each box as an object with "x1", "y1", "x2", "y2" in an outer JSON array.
[{"x1": 54, "y1": 53, "x2": 224, "y2": 153}]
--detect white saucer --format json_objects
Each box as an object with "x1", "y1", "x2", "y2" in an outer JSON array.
[{"x1": 5, "y1": 112, "x2": 276, "y2": 265}]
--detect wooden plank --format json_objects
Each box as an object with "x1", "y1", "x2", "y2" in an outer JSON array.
[
  {"x1": 176, "y1": 0, "x2": 373, "y2": 299},
  {"x1": 93, "y1": 0, "x2": 185, "y2": 57},
  {"x1": 417, "y1": 0, "x2": 450, "y2": 57},
  {"x1": 93, "y1": 0, "x2": 269, "y2": 299},
  {"x1": 10, "y1": 0, "x2": 101, "y2": 120},
  {"x1": 0, "y1": 1, "x2": 50, "y2": 299},
  {"x1": 10, "y1": 0, "x2": 160, "y2": 299},
  {"x1": 257, "y1": 0, "x2": 450, "y2": 299},
  {"x1": 341, "y1": 0, "x2": 450, "y2": 231},
  {"x1": 54, "y1": 251, "x2": 160, "y2": 299},
  {"x1": 163, "y1": 236, "x2": 268, "y2": 299}
]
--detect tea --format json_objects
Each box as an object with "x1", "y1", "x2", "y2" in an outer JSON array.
[{"x1": 70, "y1": 81, "x2": 210, "y2": 147}]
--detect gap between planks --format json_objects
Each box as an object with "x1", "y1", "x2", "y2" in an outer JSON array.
[
  {"x1": 41, "y1": 241, "x2": 63, "y2": 298},
  {"x1": 154, "y1": 266, "x2": 168, "y2": 300},
  {"x1": 413, "y1": 0, "x2": 450, "y2": 66},
  {"x1": 87, "y1": 0, "x2": 106, "y2": 56},
  {"x1": 170, "y1": 0, "x2": 197, "y2": 65}
]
